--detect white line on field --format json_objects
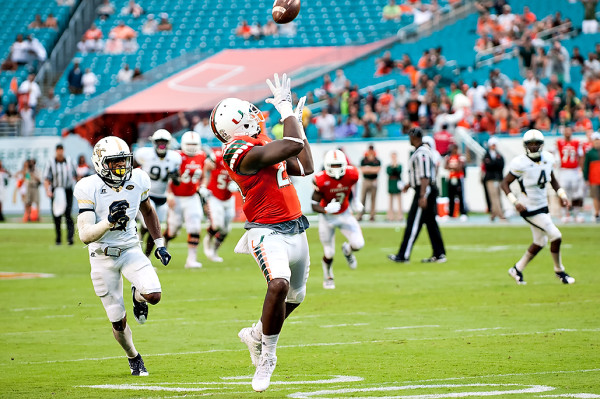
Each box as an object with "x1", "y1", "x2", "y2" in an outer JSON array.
[
  {"x1": 455, "y1": 327, "x2": 504, "y2": 332},
  {"x1": 399, "y1": 368, "x2": 600, "y2": 384},
  {"x1": 321, "y1": 323, "x2": 369, "y2": 328},
  {"x1": 540, "y1": 394, "x2": 600, "y2": 398},
  {"x1": 385, "y1": 325, "x2": 440, "y2": 330}
]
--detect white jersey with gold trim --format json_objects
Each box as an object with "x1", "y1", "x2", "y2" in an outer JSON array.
[
  {"x1": 508, "y1": 151, "x2": 555, "y2": 211},
  {"x1": 74, "y1": 168, "x2": 151, "y2": 248},
  {"x1": 134, "y1": 146, "x2": 181, "y2": 198}
]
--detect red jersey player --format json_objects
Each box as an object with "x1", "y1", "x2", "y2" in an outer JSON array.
[
  {"x1": 209, "y1": 73, "x2": 314, "y2": 393},
  {"x1": 555, "y1": 125, "x2": 584, "y2": 222},
  {"x1": 312, "y1": 149, "x2": 365, "y2": 289},
  {"x1": 165, "y1": 131, "x2": 207, "y2": 268},
  {"x1": 201, "y1": 148, "x2": 237, "y2": 262}
]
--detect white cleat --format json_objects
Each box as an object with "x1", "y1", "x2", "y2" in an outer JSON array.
[
  {"x1": 184, "y1": 260, "x2": 203, "y2": 269},
  {"x1": 323, "y1": 278, "x2": 336, "y2": 289},
  {"x1": 459, "y1": 214, "x2": 468, "y2": 222},
  {"x1": 252, "y1": 353, "x2": 277, "y2": 392},
  {"x1": 238, "y1": 326, "x2": 262, "y2": 366},
  {"x1": 208, "y1": 253, "x2": 224, "y2": 263},
  {"x1": 341, "y1": 242, "x2": 358, "y2": 269},
  {"x1": 203, "y1": 235, "x2": 214, "y2": 258}
]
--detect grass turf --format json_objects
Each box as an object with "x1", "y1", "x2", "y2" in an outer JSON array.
[{"x1": 0, "y1": 223, "x2": 599, "y2": 398}]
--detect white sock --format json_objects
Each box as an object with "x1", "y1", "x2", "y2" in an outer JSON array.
[
  {"x1": 187, "y1": 245, "x2": 197, "y2": 261},
  {"x1": 252, "y1": 320, "x2": 263, "y2": 341},
  {"x1": 134, "y1": 289, "x2": 146, "y2": 303},
  {"x1": 262, "y1": 334, "x2": 279, "y2": 357},
  {"x1": 342, "y1": 242, "x2": 352, "y2": 256},
  {"x1": 551, "y1": 250, "x2": 565, "y2": 272},
  {"x1": 113, "y1": 324, "x2": 138, "y2": 358},
  {"x1": 515, "y1": 251, "x2": 534, "y2": 272}
]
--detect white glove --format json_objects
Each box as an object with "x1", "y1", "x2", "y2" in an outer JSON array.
[
  {"x1": 227, "y1": 181, "x2": 239, "y2": 193},
  {"x1": 295, "y1": 95, "x2": 307, "y2": 140},
  {"x1": 199, "y1": 185, "x2": 210, "y2": 198},
  {"x1": 324, "y1": 199, "x2": 341, "y2": 214},
  {"x1": 351, "y1": 199, "x2": 364, "y2": 213},
  {"x1": 265, "y1": 73, "x2": 294, "y2": 120}
]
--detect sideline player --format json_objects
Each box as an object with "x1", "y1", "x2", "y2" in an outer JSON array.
[
  {"x1": 164, "y1": 131, "x2": 206, "y2": 268},
  {"x1": 202, "y1": 148, "x2": 237, "y2": 262},
  {"x1": 501, "y1": 129, "x2": 575, "y2": 285},
  {"x1": 311, "y1": 149, "x2": 364, "y2": 289},
  {"x1": 209, "y1": 73, "x2": 313, "y2": 392},
  {"x1": 134, "y1": 129, "x2": 182, "y2": 256},
  {"x1": 74, "y1": 136, "x2": 172, "y2": 376},
  {"x1": 555, "y1": 125, "x2": 585, "y2": 223}
]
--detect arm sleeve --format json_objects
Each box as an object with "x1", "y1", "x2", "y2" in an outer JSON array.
[
  {"x1": 77, "y1": 211, "x2": 112, "y2": 245},
  {"x1": 222, "y1": 140, "x2": 254, "y2": 173}
]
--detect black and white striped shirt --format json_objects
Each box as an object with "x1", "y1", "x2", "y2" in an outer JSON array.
[
  {"x1": 407, "y1": 145, "x2": 436, "y2": 188},
  {"x1": 44, "y1": 157, "x2": 77, "y2": 189}
]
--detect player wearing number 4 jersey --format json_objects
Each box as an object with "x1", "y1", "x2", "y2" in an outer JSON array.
[
  {"x1": 312, "y1": 149, "x2": 364, "y2": 289},
  {"x1": 210, "y1": 73, "x2": 314, "y2": 392},
  {"x1": 165, "y1": 131, "x2": 207, "y2": 268},
  {"x1": 501, "y1": 129, "x2": 575, "y2": 285},
  {"x1": 74, "y1": 136, "x2": 172, "y2": 377}
]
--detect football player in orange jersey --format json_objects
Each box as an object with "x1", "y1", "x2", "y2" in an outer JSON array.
[
  {"x1": 555, "y1": 125, "x2": 585, "y2": 222},
  {"x1": 209, "y1": 73, "x2": 314, "y2": 392},
  {"x1": 312, "y1": 149, "x2": 365, "y2": 289}
]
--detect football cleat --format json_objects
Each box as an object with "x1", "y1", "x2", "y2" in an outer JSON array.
[
  {"x1": 508, "y1": 266, "x2": 526, "y2": 285},
  {"x1": 128, "y1": 353, "x2": 149, "y2": 376},
  {"x1": 323, "y1": 278, "x2": 335, "y2": 290},
  {"x1": 388, "y1": 254, "x2": 409, "y2": 263},
  {"x1": 341, "y1": 242, "x2": 357, "y2": 269},
  {"x1": 252, "y1": 353, "x2": 277, "y2": 392},
  {"x1": 421, "y1": 254, "x2": 447, "y2": 263},
  {"x1": 185, "y1": 260, "x2": 203, "y2": 269},
  {"x1": 207, "y1": 253, "x2": 224, "y2": 263},
  {"x1": 555, "y1": 271, "x2": 575, "y2": 284},
  {"x1": 131, "y1": 286, "x2": 148, "y2": 324},
  {"x1": 203, "y1": 235, "x2": 214, "y2": 258},
  {"x1": 238, "y1": 325, "x2": 262, "y2": 366}
]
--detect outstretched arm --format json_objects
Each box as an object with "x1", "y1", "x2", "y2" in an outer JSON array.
[{"x1": 286, "y1": 96, "x2": 314, "y2": 176}]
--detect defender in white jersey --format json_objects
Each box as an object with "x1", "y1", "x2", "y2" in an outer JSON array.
[
  {"x1": 74, "y1": 136, "x2": 172, "y2": 376},
  {"x1": 501, "y1": 130, "x2": 575, "y2": 285},
  {"x1": 134, "y1": 129, "x2": 182, "y2": 256}
]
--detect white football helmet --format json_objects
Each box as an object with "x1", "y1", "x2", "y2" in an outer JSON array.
[
  {"x1": 209, "y1": 97, "x2": 264, "y2": 143},
  {"x1": 523, "y1": 129, "x2": 544, "y2": 161},
  {"x1": 180, "y1": 131, "x2": 201, "y2": 156},
  {"x1": 91, "y1": 136, "x2": 133, "y2": 188},
  {"x1": 324, "y1": 149, "x2": 348, "y2": 180},
  {"x1": 151, "y1": 129, "x2": 172, "y2": 157}
]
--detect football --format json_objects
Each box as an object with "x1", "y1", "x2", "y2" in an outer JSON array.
[{"x1": 272, "y1": 0, "x2": 301, "y2": 24}]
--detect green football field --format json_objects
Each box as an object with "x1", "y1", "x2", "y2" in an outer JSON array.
[{"x1": 1, "y1": 222, "x2": 599, "y2": 398}]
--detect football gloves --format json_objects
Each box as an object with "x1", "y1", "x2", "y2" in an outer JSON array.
[
  {"x1": 108, "y1": 200, "x2": 128, "y2": 224},
  {"x1": 324, "y1": 199, "x2": 341, "y2": 214},
  {"x1": 350, "y1": 199, "x2": 364, "y2": 214},
  {"x1": 154, "y1": 247, "x2": 172, "y2": 266},
  {"x1": 266, "y1": 73, "x2": 294, "y2": 120},
  {"x1": 198, "y1": 185, "x2": 211, "y2": 199}
]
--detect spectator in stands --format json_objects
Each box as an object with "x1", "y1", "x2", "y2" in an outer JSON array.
[
  {"x1": 262, "y1": 20, "x2": 278, "y2": 36},
  {"x1": 405, "y1": 88, "x2": 421, "y2": 124},
  {"x1": 522, "y1": 6, "x2": 536, "y2": 24},
  {"x1": 56, "y1": 0, "x2": 75, "y2": 5},
  {"x1": 574, "y1": 109, "x2": 593, "y2": 133},
  {"x1": 395, "y1": 84, "x2": 409, "y2": 109},
  {"x1": 483, "y1": 137, "x2": 505, "y2": 221},
  {"x1": 375, "y1": 51, "x2": 396, "y2": 76},
  {"x1": 358, "y1": 145, "x2": 381, "y2": 222},
  {"x1": 467, "y1": 81, "x2": 487, "y2": 114},
  {"x1": 581, "y1": 0, "x2": 599, "y2": 34},
  {"x1": 571, "y1": 46, "x2": 585, "y2": 66},
  {"x1": 1, "y1": 103, "x2": 20, "y2": 126},
  {"x1": 236, "y1": 20, "x2": 252, "y2": 39},
  {"x1": 335, "y1": 116, "x2": 358, "y2": 138},
  {"x1": 517, "y1": 36, "x2": 535, "y2": 76},
  {"x1": 19, "y1": 103, "x2": 34, "y2": 136},
  {"x1": 315, "y1": 107, "x2": 336, "y2": 141},
  {"x1": 533, "y1": 47, "x2": 549, "y2": 79},
  {"x1": 117, "y1": 63, "x2": 134, "y2": 83},
  {"x1": 508, "y1": 79, "x2": 526, "y2": 111},
  {"x1": 18, "y1": 73, "x2": 42, "y2": 115},
  {"x1": 331, "y1": 69, "x2": 348, "y2": 95},
  {"x1": 192, "y1": 115, "x2": 213, "y2": 141},
  {"x1": 121, "y1": 0, "x2": 143, "y2": 18},
  {"x1": 97, "y1": 0, "x2": 115, "y2": 21},
  {"x1": 78, "y1": 23, "x2": 103, "y2": 53},
  {"x1": 485, "y1": 81, "x2": 504, "y2": 111},
  {"x1": 382, "y1": 0, "x2": 402, "y2": 21},
  {"x1": 29, "y1": 14, "x2": 45, "y2": 29},
  {"x1": 523, "y1": 70, "x2": 547, "y2": 111},
  {"x1": 413, "y1": 3, "x2": 433, "y2": 25},
  {"x1": 142, "y1": 14, "x2": 158, "y2": 34},
  {"x1": 497, "y1": 4, "x2": 515, "y2": 32},
  {"x1": 82, "y1": 68, "x2": 98, "y2": 95},
  {"x1": 583, "y1": 132, "x2": 600, "y2": 222},
  {"x1": 76, "y1": 155, "x2": 92, "y2": 181},
  {"x1": 548, "y1": 40, "x2": 571, "y2": 84},
  {"x1": 132, "y1": 67, "x2": 143, "y2": 80},
  {"x1": 104, "y1": 32, "x2": 123, "y2": 54},
  {"x1": 110, "y1": 21, "x2": 137, "y2": 40},
  {"x1": 10, "y1": 35, "x2": 31, "y2": 67},
  {"x1": 68, "y1": 61, "x2": 83, "y2": 94},
  {"x1": 249, "y1": 22, "x2": 263, "y2": 40},
  {"x1": 386, "y1": 151, "x2": 403, "y2": 222},
  {"x1": 157, "y1": 13, "x2": 172, "y2": 32},
  {"x1": 123, "y1": 37, "x2": 139, "y2": 53},
  {"x1": 362, "y1": 104, "x2": 381, "y2": 137},
  {"x1": 279, "y1": 20, "x2": 297, "y2": 37},
  {"x1": 45, "y1": 13, "x2": 58, "y2": 30},
  {"x1": 39, "y1": 88, "x2": 61, "y2": 110}
]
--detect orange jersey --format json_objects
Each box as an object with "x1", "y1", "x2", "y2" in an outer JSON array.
[
  {"x1": 447, "y1": 154, "x2": 465, "y2": 179},
  {"x1": 170, "y1": 151, "x2": 206, "y2": 197},
  {"x1": 556, "y1": 138, "x2": 581, "y2": 169},
  {"x1": 207, "y1": 149, "x2": 234, "y2": 201},
  {"x1": 313, "y1": 166, "x2": 359, "y2": 214},
  {"x1": 223, "y1": 135, "x2": 302, "y2": 224}
]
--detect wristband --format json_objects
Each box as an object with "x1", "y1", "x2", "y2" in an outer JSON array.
[
  {"x1": 507, "y1": 192, "x2": 518, "y2": 205},
  {"x1": 557, "y1": 188, "x2": 568, "y2": 201},
  {"x1": 283, "y1": 136, "x2": 304, "y2": 144},
  {"x1": 154, "y1": 238, "x2": 165, "y2": 248}
]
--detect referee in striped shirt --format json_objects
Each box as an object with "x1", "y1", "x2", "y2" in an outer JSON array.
[
  {"x1": 388, "y1": 127, "x2": 446, "y2": 263},
  {"x1": 44, "y1": 144, "x2": 77, "y2": 245}
]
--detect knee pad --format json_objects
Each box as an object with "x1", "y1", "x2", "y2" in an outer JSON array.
[
  {"x1": 188, "y1": 233, "x2": 200, "y2": 245},
  {"x1": 286, "y1": 286, "x2": 306, "y2": 304},
  {"x1": 323, "y1": 244, "x2": 335, "y2": 259},
  {"x1": 350, "y1": 235, "x2": 365, "y2": 251}
]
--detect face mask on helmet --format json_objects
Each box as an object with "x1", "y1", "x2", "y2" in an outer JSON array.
[
  {"x1": 210, "y1": 98, "x2": 264, "y2": 143},
  {"x1": 92, "y1": 137, "x2": 133, "y2": 188},
  {"x1": 151, "y1": 129, "x2": 172, "y2": 157},
  {"x1": 523, "y1": 129, "x2": 544, "y2": 161},
  {"x1": 324, "y1": 150, "x2": 348, "y2": 180},
  {"x1": 180, "y1": 131, "x2": 200, "y2": 156}
]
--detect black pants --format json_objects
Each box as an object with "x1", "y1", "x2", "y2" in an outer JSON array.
[
  {"x1": 448, "y1": 177, "x2": 466, "y2": 216},
  {"x1": 52, "y1": 187, "x2": 74, "y2": 244},
  {"x1": 396, "y1": 186, "x2": 445, "y2": 260}
]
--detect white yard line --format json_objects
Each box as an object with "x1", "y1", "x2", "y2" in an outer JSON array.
[
  {"x1": 321, "y1": 323, "x2": 369, "y2": 328},
  {"x1": 385, "y1": 325, "x2": 440, "y2": 330}
]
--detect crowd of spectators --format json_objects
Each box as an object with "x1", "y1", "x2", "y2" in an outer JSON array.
[{"x1": 235, "y1": 19, "x2": 287, "y2": 40}]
